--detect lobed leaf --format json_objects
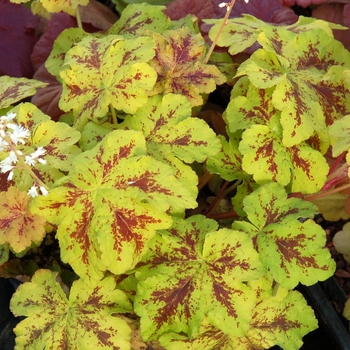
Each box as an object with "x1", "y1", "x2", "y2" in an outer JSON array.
[
  {"x1": 247, "y1": 288, "x2": 317, "y2": 349},
  {"x1": 2, "y1": 103, "x2": 80, "y2": 193},
  {"x1": 10, "y1": 269, "x2": 132, "y2": 349},
  {"x1": 236, "y1": 27, "x2": 350, "y2": 147},
  {"x1": 0, "y1": 187, "x2": 46, "y2": 254},
  {"x1": 134, "y1": 215, "x2": 265, "y2": 340},
  {"x1": 30, "y1": 130, "x2": 196, "y2": 281},
  {"x1": 239, "y1": 125, "x2": 328, "y2": 193},
  {"x1": 59, "y1": 34, "x2": 157, "y2": 130},
  {"x1": 108, "y1": 3, "x2": 170, "y2": 37},
  {"x1": 46, "y1": 28, "x2": 88, "y2": 80},
  {"x1": 0, "y1": 76, "x2": 47, "y2": 109},
  {"x1": 232, "y1": 182, "x2": 335, "y2": 289},
  {"x1": 150, "y1": 27, "x2": 226, "y2": 107},
  {"x1": 120, "y1": 93, "x2": 221, "y2": 200}
]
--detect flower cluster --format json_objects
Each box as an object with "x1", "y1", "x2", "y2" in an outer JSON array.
[{"x1": 0, "y1": 112, "x2": 48, "y2": 197}]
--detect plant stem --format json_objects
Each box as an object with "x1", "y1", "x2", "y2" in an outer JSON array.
[
  {"x1": 76, "y1": 7, "x2": 83, "y2": 30},
  {"x1": 110, "y1": 104, "x2": 117, "y2": 125},
  {"x1": 198, "y1": 171, "x2": 213, "y2": 191},
  {"x1": 207, "y1": 210, "x2": 238, "y2": 220},
  {"x1": 205, "y1": 180, "x2": 229, "y2": 216},
  {"x1": 303, "y1": 183, "x2": 350, "y2": 202},
  {"x1": 204, "y1": 0, "x2": 236, "y2": 64}
]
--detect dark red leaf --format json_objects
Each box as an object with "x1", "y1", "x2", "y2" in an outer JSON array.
[{"x1": 0, "y1": 0, "x2": 40, "y2": 78}]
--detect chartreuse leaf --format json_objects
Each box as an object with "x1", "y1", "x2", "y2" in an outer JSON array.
[
  {"x1": 160, "y1": 276, "x2": 317, "y2": 349},
  {"x1": 134, "y1": 215, "x2": 265, "y2": 340},
  {"x1": 232, "y1": 182, "x2": 335, "y2": 289},
  {"x1": 329, "y1": 115, "x2": 350, "y2": 157},
  {"x1": 46, "y1": 28, "x2": 88, "y2": 80},
  {"x1": 205, "y1": 15, "x2": 268, "y2": 56},
  {"x1": 0, "y1": 76, "x2": 47, "y2": 109},
  {"x1": 10, "y1": 269, "x2": 132, "y2": 349},
  {"x1": 244, "y1": 276, "x2": 317, "y2": 349},
  {"x1": 236, "y1": 27, "x2": 350, "y2": 147},
  {"x1": 30, "y1": 130, "x2": 196, "y2": 282},
  {"x1": 0, "y1": 244, "x2": 9, "y2": 267},
  {"x1": 1, "y1": 103, "x2": 79, "y2": 193},
  {"x1": 120, "y1": 93, "x2": 221, "y2": 193},
  {"x1": 10, "y1": 0, "x2": 88, "y2": 16},
  {"x1": 150, "y1": 27, "x2": 226, "y2": 107},
  {"x1": 108, "y1": 3, "x2": 170, "y2": 37},
  {"x1": 239, "y1": 124, "x2": 328, "y2": 193},
  {"x1": 59, "y1": 34, "x2": 157, "y2": 130},
  {"x1": 0, "y1": 187, "x2": 46, "y2": 254}
]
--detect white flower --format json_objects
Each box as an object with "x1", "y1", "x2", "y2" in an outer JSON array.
[
  {"x1": 40, "y1": 186, "x2": 48, "y2": 196},
  {"x1": 0, "y1": 151, "x2": 18, "y2": 173},
  {"x1": 7, "y1": 171, "x2": 14, "y2": 181},
  {"x1": 9, "y1": 125, "x2": 30, "y2": 145},
  {"x1": 244, "y1": 0, "x2": 249, "y2": 3},
  {"x1": 28, "y1": 185, "x2": 39, "y2": 197},
  {"x1": 0, "y1": 112, "x2": 16, "y2": 123},
  {"x1": 25, "y1": 146, "x2": 47, "y2": 166}
]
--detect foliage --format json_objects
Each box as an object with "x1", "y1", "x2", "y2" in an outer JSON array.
[{"x1": 2, "y1": 0, "x2": 350, "y2": 349}]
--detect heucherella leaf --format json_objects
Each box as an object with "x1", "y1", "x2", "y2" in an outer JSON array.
[
  {"x1": 205, "y1": 15, "x2": 268, "y2": 56},
  {"x1": 239, "y1": 124, "x2": 328, "y2": 193},
  {"x1": 329, "y1": 115, "x2": 350, "y2": 157},
  {"x1": 120, "y1": 93, "x2": 221, "y2": 198},
  {"x1": 0, "y1": 76, "x2": 47, "y2": 109},
  {"x1": 108, "y1": 3, "x2": 171, "y2": 38},
  {"x1": 149, "y1": 27, "x2": 226, "y2": 107},
  {"x1": 0, "y1": 187, "x2": 46, "y2": 254},
  {"x1": 159, "y1": 278, "x2": 317, "y2": 350},
  {"x1": 134, "y1": 215, "x2": 265, "y2": 340},
  {"x1": 46, "y1": 28, "x2": 88, "y2": 80},
  {"x1": 11, "y1": 0, "x2": 89, "y2": 16},
  {"x1": 30, "y1": 130, "x2": 196, "y2": 282},
  {"x1": 232, "y1": 182, "x2": 335, "y2": 289},
  {"x1": 2, "y1": 103, "x2": 81, "y2": 192},
  {"x1": 59, "y1": 34, "x2": 157, "y2": 130},
  {"x1": 236, "y1": 27, "x2": 350, "y2": 147},
  {"x1": 246, "y1": 278, "x2": 317, "y2": 349},
  {"x1": 10, "y1": 269, "x2": 132, "y2": 349}
]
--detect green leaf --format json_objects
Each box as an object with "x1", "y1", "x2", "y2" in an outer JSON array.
[
  {"x1": 0, "y1": 76, "x2": 47, "y2": 109},
  {"x1": 30, "y1": 130, "x2": 196, "y2": 281},
  {"x1": 0, "y1": 187, "x2": 46, "y2": 254},
  {"x1": 247, "y1": 285, "x2": 317, "y2": 349},
  {"x1": 224, "y1": 77, "x2": 281, "y2": 133},
  {"x1": 236, "y1": 27, "x2": 350, "y2": 147},
  {"x1": 59, "y1": 35, "x2": 157, "y2": 130},
  {"x1": 150, "y1": 27, "x2": 226, "y2": 107},
  {"x1": 120, "y1": 93, "x2": 221, "y2": 201},
  {"x1": 10, "y1": 269, "x2": 132, "y2": 349},
  {"x1": 2, "y1": 103, "x2": 80, "y2": 192},
  {"x1": 232, "y1": 182, "x2": 335, "y2": 289},
  {"x1": 134, "y1": 215, "x2": 265, "y2": 340},
  {"x1": 205, "y1": 15, "x2": 268, "y2": 56},
  {"x1": 46, "y1": 28, "x2": 88, "y2": 80},
  {"x1": 239, "y1": 125, "x2": 328, "y2": 193},
  {"x1": 329, "y1": 114, "x2": 350, "y2": 157},
  {"x1": 108, "y1": 3, "x2": 170, "y2": 37}
]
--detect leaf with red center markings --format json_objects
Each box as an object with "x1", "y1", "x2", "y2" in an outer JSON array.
[
  {"x1": 10, "y1": 269, "x2": 132, "y2": 349},
  {"x1": 0, "y1": 187, "x2": 46, "y2": 254},
  {"x1": 232, "y1": 182, "x2": 336, "y2": 289},
  {"x1": 1, "y1": 103, "x2": 81, "y2": 193},
  {"x1": 149, "y1": 27, "x2": 226, "y2": 107},
  {"x1": 0, "y1": 76, "x2": 47, "y2": 109},
  {"x1": 236, "y1": 26, "x2": 350, "y2": 147},
  {"x1": 30, "y1": 130, "x2": 196, "y2": 281},
  {"x1": 11, "y1": 0, "x2": 89, "y2": 16},
  {"x1": 134, "y1": 215, "x2": 265, "y2": 340},
  {"x1": 120, "y1": 93, "x2": 221, "y2": 195},
  {"x1": 108, "y1": 3, "x2": 170, "y2": 38},
  {"x1": 59, "y1": 34, "x2": 157, "y2": 130}
]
